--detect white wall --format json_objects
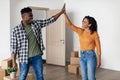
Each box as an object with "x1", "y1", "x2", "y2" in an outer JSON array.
[
  {"x1": 0, "y1": 0, "x2": 10, "y2": 65},
  {"x1": 65, "y1": 0, "x2": 120, "y2": 71}
]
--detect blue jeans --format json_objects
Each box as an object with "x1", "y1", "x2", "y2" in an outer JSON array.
[
  {"x1": 80, "y1": 50, "x2": 97, "y2": 80},
  {"x1": 19, "y1": 55, "x2": 44, "y2": 80}
]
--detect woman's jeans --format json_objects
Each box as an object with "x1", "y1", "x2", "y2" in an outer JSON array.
[
  {"x1": 19, "y1": 55, "x2": 44, "y2": 80},
  {"x1": 80, "y1": 50, "x2": 97, "y2": 80}
]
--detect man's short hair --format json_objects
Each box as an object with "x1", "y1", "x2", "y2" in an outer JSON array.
[{"x1": 20, "y1": 7, "x2": 32, "y2": 15}]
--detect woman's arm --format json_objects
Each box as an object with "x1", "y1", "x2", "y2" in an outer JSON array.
[
  {"x1": 64, "y1": 12, "x2": 83, "y2": 33},
  {"x1": 95, "y1": 32, "x2": 101, "y2": 68}
]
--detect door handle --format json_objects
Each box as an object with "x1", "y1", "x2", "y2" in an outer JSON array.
[
  {"x1": 60, "y1": 40, "x2": 65, "y2": 44},
  {"x1": 60, "y1": 40, "x2": 64, "y2": 41}
]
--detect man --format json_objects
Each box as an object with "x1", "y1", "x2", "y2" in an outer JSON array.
[{"x1": 11, "y1": 5, "x2": 65, "y2": 80}]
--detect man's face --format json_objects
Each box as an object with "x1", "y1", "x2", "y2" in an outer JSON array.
[{"x1": 22, "y1": 12, "x2": 33, "y2": 24}]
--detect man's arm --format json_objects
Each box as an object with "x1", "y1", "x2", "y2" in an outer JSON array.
[
  {"x1": 12, "y1": 53, "x2": 17, "y2": 70},
  {"x1": 11, "y1": 29, "x2": 18, "y2": 71},
  {"x1": 54, "y1": 4, "x2": 65, "y2": 21},
  {"x1": 35, "y1": 4, "x2": 65, "y2": 28}
]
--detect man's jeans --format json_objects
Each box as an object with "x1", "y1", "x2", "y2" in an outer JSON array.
[
  {"x1": 19, "y1": 55, "x2": 44, "y2": 80},
  {"x1": 80, "y1": 50, "x2": 97, "y2": 80}
]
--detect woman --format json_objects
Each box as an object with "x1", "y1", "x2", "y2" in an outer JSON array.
[{"x1": 64, "y1": 11, "x2": 101, "y2": 80}]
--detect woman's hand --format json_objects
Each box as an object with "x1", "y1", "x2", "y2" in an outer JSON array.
[
  {"x1": 54, "y1": 3, "x2": 66, "y2": 21},
  {"x1": 61, "y1": 3, "x2": 66, "y2": 14},
  {"x1": 97, "y1": 59, "x2": 101, "y2": 68}
]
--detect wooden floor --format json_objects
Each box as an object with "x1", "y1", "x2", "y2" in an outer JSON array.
[{"x1": 30, "y1": 64, "x2": 120, "y2": 80}]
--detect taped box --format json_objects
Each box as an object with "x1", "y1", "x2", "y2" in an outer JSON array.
[
  {"x1": 70, "y1": 57, "x2": 80, "y2": 65},
  {"x1": 71, "y1": 51, "x2": 79, "y2": 57},
  {"x1": 1, "y1": 58, "x2": 12, "y2": 69},
  {"x1": 16, "y1": 59, "x2": 19, "y2": 69},
  {"x1": 68, "y1": 64, "x2": 79, "y2": 74},
  {"x1": 79, "y1": 67, "x2": 81, "y2": 75},
  {"x1": 16, "y1": 69, "x2": 20, "y2": 76},
  {"x1": 0, "y1": 67, "x2": 9, "y2": 80}
]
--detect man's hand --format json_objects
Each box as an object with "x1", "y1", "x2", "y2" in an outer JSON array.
[
  {"x1": 13, "y1": 62, "x2": 18, "y2": 71},
  {"x1": 12, "y1": 53, "x2": 18, "y2": 71},
  {"x1": 61, "y1": 3, "x2": 66, "y2": 14}
]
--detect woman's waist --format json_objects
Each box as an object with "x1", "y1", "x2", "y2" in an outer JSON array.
[
  {"x1": 80, "y1": 50, "x2": 96, "y2": 56},
  {"x1": 80, "y1": 47, "x2": 95, "y2": 51}
]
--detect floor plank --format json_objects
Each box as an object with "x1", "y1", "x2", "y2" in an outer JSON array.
[{"x1": 30, "y1": 64, "x2": 120, "y2": 80}]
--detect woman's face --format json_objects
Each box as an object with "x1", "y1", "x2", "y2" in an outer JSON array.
[{"x1": 82, "y1": 18, "x2": 91, "y2": 29}]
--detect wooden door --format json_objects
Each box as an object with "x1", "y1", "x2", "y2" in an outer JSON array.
[{"x1": 46, "y1": 10, "x2": 66, "y2": 66}]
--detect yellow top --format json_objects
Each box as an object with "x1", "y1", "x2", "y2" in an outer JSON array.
[{"x1": 67, "y1": 24, "x2": 101, "y2": 56}]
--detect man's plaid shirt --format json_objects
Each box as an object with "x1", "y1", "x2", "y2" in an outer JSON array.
[{"x1": 11, "y1": 16, "x2": 55, "y2": 63}]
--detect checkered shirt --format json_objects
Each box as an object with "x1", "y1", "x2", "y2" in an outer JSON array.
[{"x1": 10, "y1": 16, "x2": 55, "y2": 63}]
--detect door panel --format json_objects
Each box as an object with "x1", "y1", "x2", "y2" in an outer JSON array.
[{"x1": 46, "y1": 10, "x2": 66, "y2": 66}]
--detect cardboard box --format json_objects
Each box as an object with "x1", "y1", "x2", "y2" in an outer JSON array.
[
  {"x1": 26, "y1": 73, "x2": 33, "y2": 80},
  {"x1": 16, "y1": 59, "x2": 20, "y2": 76},
  {"x1": 1, "y1": 58, "x2": 12, "y2": 69},
  {"x1": 71, "y1": 51, "x2": 79, "y2": 57},
  {"x1": 70, "y1": 57, "x2": 80, "y2": 65},
  {"x1": 3, "y1": 73, "x2": 33, "y2": 80},
  {"x1": 0, "y1": 67, "x2": 9, "y2": 80},
  {"x1": 16, "y1": 69, "x2": 20, "y2": 76},
  {"x1": 16, "y1": 59, "x2": 19, "y2": 69},
  {"x1": 0, "y1": 76, "x2": 3, "y2": 80},
  {"x1": 68, "y1": 64, "x2": 79, "y2": 74},
  {"x1": 79, "y1": 68, "x2": 81, "y2": 75}
]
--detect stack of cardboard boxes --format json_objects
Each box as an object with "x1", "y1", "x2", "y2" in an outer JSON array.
[
  {"x1": 0, "y1": 58, "x2": 12, "y2": 80},
  {"x1": 68, "y1": 51, "x2": 81, "y2": 75},
  {"x1": 0, "y1": 58, "x2": 34, "y2": 80}
]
